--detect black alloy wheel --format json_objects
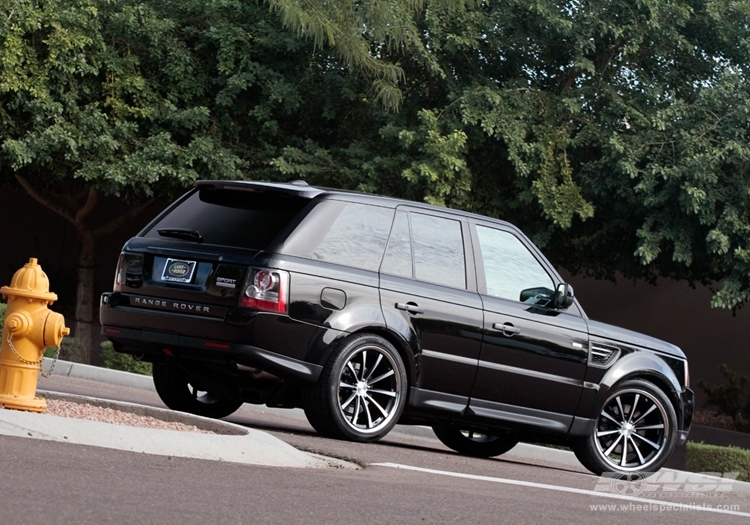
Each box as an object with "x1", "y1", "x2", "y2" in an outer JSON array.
[
  {"x1": 305, "y1": 333, "x2": 408, "y2": 442},
  {"x1": 153, "y1": 361, "x2": 243, "y2": 419}
]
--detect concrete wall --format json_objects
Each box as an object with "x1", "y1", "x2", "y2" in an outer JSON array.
[{"x1": 1, "y1": 184, "x2": 747, "y2": 398}]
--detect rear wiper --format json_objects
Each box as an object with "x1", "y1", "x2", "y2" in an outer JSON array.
[{"x1": 157, "y1": 228, "x2": 203, "y2": 243}]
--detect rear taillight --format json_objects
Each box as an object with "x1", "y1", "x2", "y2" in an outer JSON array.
[
  {"x1": 239, "y1": 268, "x2": 289, "y2": 313},
  {"x1": 113, "y1": 253, "x2": 144, "y2": 291},
  {"x1": 113, "y1": 255, "x2": 124, "y2": 292}
]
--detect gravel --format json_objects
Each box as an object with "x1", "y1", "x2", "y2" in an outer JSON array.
[{"x1": 44, "y1": 399, "x2": 214, "y2": 434}]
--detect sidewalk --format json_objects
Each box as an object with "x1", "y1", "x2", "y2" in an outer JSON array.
[{"x1": 0, "y1": 359, "x2": 748, "y2": 495}]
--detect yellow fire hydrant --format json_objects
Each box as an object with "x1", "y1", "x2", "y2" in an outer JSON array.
[{"x1": 0, "y1": 258, "x2": 70, "y2": 412}]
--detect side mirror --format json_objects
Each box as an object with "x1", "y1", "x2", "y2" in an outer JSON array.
[{"x1": 553, "y1": 283, "x2": 575, "y2": 310}]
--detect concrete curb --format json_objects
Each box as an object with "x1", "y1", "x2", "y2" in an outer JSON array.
[
  {"x1": 1, "y1": 389, "x2": 357, "y2": 470},
  {"x1": 44, "y1": 358, "x2": 153, "y2": 390}
]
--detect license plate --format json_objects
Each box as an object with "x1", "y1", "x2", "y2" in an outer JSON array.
[{"x1": 161, "y1": 258, "x2": 197, "y2": 283}]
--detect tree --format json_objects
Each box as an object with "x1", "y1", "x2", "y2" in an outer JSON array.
[
  {"x1": 0, "y1": 0, "x2": 298, "y2": 358},
  {"x1": 269, "y1": 0, "x2": 750, "y2": 310},
  {"x1": 5, "y1": 0, "x2": 750, "y2": 356}
]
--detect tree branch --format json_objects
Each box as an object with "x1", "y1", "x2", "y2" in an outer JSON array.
[
  {"x1": 560, "y1": 70, "x2": 579, "y2": 95},
  {"x1": 92, "y1": 199, "x2": 156, "y2": 238},
  {"x1": 14, "y1": 174, "x2": 77, "y2": 227},
  {"x1": 74, "y1": 185, "x2": 99, "y2": 224}
]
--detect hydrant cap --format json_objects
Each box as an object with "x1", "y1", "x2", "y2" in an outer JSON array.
[{"x1": 0, "y1": 258, "x2": 58, "y2": 303}]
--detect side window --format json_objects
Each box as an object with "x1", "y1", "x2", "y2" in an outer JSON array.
[
  {"x1": 411, "y1": 213, "x2": 466, "y2": 289},
  {"x1": 381, "y1": 211, "x2": 412, "y2": 278},
  {"x1": 313, "y1": 203, "x2": 394, "y2": 271},
  {"x1": 475, "y1": 225, "x2": 554, "y2": 303}
]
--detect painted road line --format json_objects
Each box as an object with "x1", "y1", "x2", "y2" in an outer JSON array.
[{"x1": 371, "y1": 463, "x2": 750, "y2": 518}]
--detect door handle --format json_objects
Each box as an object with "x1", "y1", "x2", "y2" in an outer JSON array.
[
  {"x1": 492, "y1": 322, "x2": 521, "y2": 337},
  {"x1": 395, "y1": 302, "x2": 424, "y2": 314}
]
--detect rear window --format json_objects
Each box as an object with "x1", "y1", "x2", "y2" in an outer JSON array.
[{"x1": 144, "y1": 188, "x2": 310, "y2": 250}]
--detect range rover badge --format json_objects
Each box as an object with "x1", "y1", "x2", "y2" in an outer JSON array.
[{"x1": 162, "y1": 258, "x2": 197, "y2": 283}]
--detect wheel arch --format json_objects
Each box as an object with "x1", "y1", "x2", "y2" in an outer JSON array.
[
  {"x1": 349, "y1": 326, "x2": 418, "y2": 388},
  {"x1": 582, "y1": 352, "x2": 683, "y2": 418}
]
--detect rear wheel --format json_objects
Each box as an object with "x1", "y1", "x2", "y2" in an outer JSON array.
[
  {"x1": 153, "y1": 361, "x2": 243, "y2": 419},
  {"x1": 573, "y1": 378, "x2": 678, "y2": 475},
  {"x1": 432, "y1": 427, "x2": 519, "y2": 457},
  {"x1": 305, "y1": 333, "x2": 407, "y2": 442}
]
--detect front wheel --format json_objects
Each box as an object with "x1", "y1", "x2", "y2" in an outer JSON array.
[
  {"x1": 573, "y1": 378, "x2": 678, "y2": 475},
  {"x1": 432, "y1": 427, "x2": 518, "y2": 457},
  {"x1": 304, "y1": 333, "x2": 408, "y2": 442},
  {"x1": 153, "y1": 361, "x2": 243, "y2": 419}
]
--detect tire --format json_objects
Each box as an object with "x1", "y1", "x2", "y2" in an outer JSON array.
[
  {"x1": 304, "y1": 333, "x2": 408, "y2": 442},
  {"x1": 153, "y1": 361, "x2": 243, "y2": 419},
  {"x1": 573, "y1": 378, "x2": 678, "y2": 475},
  {"x1": 432, "y1": 427, "x2": 519, "y2": 457}
]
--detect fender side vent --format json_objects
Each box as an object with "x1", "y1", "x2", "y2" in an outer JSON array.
[{"x1": 589, "y1": 343, "x2": 620, "y2": 368}]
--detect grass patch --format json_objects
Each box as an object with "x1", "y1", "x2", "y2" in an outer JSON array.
[
  {"x1": 44, "y1": 336, "x2": 87, "y2": 363},
  {"x1": 100, "y1": 341, "x2": 152, "y2": 376},
  {"x1": 686, "y1": 442, "x2": 750, "y2": 482}
]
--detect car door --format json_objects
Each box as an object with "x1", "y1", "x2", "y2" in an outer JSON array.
[
  {"x1": 468, "y1": 220, "x2": 589, "y2": 433},
  {"x1": 379, "y1": 208, "x2": 484, "y2": 416}
]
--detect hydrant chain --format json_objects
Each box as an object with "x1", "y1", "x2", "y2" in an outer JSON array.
[
  {"x1": 5, "y1": 333, "x2": 43, "y2": 366},
  {"x1": 5, "y1": 333, "x2": 60, "y2": 378},
  {"x1": 41, "y1": 345, "x2": 60, "y2": 378}
]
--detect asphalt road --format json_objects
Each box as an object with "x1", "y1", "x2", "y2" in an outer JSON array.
[{"x1": 2, "y1": 373, "x2": 749, "y2": 524}]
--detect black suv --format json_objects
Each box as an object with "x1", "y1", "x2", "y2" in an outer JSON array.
[{"x1": 100, "y1": 180, "x2": 693, "y2": 475}]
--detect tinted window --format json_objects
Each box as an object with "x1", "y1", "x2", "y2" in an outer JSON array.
[
  {"x1": 144, "y1": 188, "x2": 309, "y2": 250},
  {"x1": 312, "y1": 203, "x2": 394, "y2": 271},
  {"x1": 380, "y1": 211, "x2": 412, "y2": 278},
  {"x1": 411, "y1": 213, "x2": 466, "y2": 289},
  {"x1": 476, "y1": 225, "x2": 554, "y2": 302}
]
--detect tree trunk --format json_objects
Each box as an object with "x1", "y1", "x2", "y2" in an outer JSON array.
[
  {"x1": 15, "y1": 175, "x2": 154, "y2": 364},
  {"x1": 74, "y1": 231, "x2": 96, "y2": 363}
]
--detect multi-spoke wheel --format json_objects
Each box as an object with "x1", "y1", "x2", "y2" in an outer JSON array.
[
  {"x1": 153, "y1": 361, "x2": 243, "y2": 419},
  {"x1": 304, "y1": 333, "x2": 407, "y2": 442},
  {"x1": 574, "y1": 379, "x2": 678, "y2": 475},
  {"x1": 432, "y1": 427, "x2": 518, "y2": 457}
]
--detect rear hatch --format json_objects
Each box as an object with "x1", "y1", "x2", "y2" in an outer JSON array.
[{"x1": 112, "y1": 182, "x2": 318, "y2": 314}]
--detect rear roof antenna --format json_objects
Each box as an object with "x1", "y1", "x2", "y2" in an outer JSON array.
[{"x1": 289, "y1": 180, "x2": 308, "y2": 187}]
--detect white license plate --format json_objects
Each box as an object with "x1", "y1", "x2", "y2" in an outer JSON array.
[{"x1": 161, "y1": 258, "x2": 197, "y2": 283}]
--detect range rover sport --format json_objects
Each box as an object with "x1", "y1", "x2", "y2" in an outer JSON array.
[{"x1": 100, "y1": 180, "x2": 694, "y2": 475}]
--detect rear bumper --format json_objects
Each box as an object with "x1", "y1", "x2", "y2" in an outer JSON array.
[
  {"x1": 102, "y1": 324, "x2": 323, "y2": 382},
  {"x1": 100, "y1": 292, "x2": 328, "y2": 382}
]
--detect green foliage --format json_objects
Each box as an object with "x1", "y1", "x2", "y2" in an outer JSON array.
[
  {"x1": 100, "y1": 341, "x2": 152, "y2": 376},
  {"x1": 269, "y1": 0, "x2": 750, "y2": 309},
  {"x1": 698, "y1": 364, "x2": 750, "y2": 433},
  {"x1": 4, "y1": 0, "x2": 750, "y2": 311},
  {"x1": 44, "y1": 336, "x2": 87, "y2": 363},
  {"x1": 267, "y1": 0, "x2": 481, "y2": 112},
  {"x1": 0, "y1": 0, "x2": 252, "y2": 201},
  {"x1": 686, "y1": 442, "x2": 750, "y2": 482}
]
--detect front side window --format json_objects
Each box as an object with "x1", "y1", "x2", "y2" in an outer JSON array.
[
  {"x1": 312, "y1": 203, "x2": 394, "y2": 271},
  {"x1": 476, "y1": 225, "x2": 554, "y2": 303}
]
